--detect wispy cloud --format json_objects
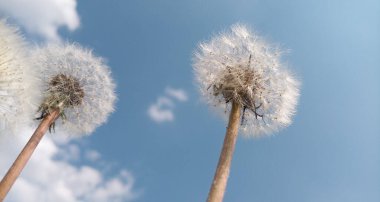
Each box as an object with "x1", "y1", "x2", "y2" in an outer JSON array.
[
  {"x1": 148, "y1": 87, "x2": 188, "y2": 123},
  {"x1": 0, "y1": 129, "x2": 138, "y2": 202},
  {"x1": 0, "y1": 0, "x2": 80, "y2": 42},
  {"x1": 165, "y1": 87, "x2": 188, "y2": 102},
  {"x1": 84, "y1": 150, "x2": 102, "y2": 162}
]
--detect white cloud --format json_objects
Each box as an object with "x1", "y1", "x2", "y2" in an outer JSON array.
[
  {"x1": 148, "y1": 97, "x2": 174, "y2": 123},
  {"x1": 156, "y1": 97, "x2": 175, "y2": 107},
  {"x1": 0, "y1": 0, "x2": 80, "y2": 42},
  {"x1": 55, "y1": 143, "x2": 81, "y2": 162},
  {"x1": 0, "y1": 129, "x2": 138, "y2": 202},
  {"x1": 147, "y1": 87, "x2": 188, "y2": 123},
  {"x1": 165, "y1": 87, "x2": 188, "y2": 102},
  {"x1": 86, "y1": 170, "x2": 136, "y2": 202},
  {"x1": 85, "y1": 150, "x2": 101, "y2": 162}
]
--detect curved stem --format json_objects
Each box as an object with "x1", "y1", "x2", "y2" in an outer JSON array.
[
  {"x1": 0, "y1": 109, "x2": 60, "y2": 201},
  {"x1": 207, "y1": 101, "x2": 241, "y2": 202}
]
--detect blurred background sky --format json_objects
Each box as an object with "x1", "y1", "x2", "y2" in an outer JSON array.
[{"x1": 0, "y1": 0, "x2": 379, "y2": 201}]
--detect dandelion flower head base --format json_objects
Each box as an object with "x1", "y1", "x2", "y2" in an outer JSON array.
[
  {"x1": 211, "y1": 55, "x2": 266, "y2": 124},
  {"x1": 37, "y1": 74, "x2": 84, "y2": 132}
]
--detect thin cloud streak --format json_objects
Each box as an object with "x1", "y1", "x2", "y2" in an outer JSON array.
[{"x1": 165, "y1": 87, "x2": 188, "y2": 102}]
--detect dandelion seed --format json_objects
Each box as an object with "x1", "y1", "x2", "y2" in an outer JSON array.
[
  {"x1": 193, "y1": 24, "x2": 300, "y2": 202},
  {"x1": 0, "y1": 20, "x2": 37, "y2": 134}
]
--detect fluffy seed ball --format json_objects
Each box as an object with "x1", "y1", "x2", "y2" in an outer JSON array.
[
  {"x1": 0, "y1": 20, "x2": 37, "y2": 134},
  {"x1": 33, "y1": 43, "x2": 116, "y2": 136},
  {"x1": 193, "y1": 24, "x2": 300, "y2": 137}
]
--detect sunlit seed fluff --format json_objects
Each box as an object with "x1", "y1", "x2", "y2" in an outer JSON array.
[
  {"x1": 33, "y1": 43, "x2": 116, "y2": 136},
  {"x1": 193, "y1": 24, "x2": 300, "y2": 137},
  {"x1": 0, "y1": 20, "x2": 37, "y2": 134}
]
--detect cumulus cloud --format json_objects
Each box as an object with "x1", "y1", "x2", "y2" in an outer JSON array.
[
  {"x1": 148, "y1": 97, "x2": 175, "y2": 123},
  {"x1": 148, "y1": 87, "x2": 188, "y2": 123},
  {"x1": 0, "y1": 129, "x2": 138, "y2": 202},
  {"x1": 0, "y1": 0, "x2": 80, "y2": 42}
]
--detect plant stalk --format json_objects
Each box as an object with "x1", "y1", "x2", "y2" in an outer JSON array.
[
  {"x1": 0, "y1": 109, "x2": 60, "y2": 201},
  {"x1": 207, "y1": 101, "x2": 241, "y2": 202}
]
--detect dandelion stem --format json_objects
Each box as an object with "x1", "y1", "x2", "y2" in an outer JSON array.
[
  {"x1": 207, "y1": 101, "x2": 241, "y2": 202},
  {"x1": 0, "y1": 109, "x2": 60, "y2": 201}
]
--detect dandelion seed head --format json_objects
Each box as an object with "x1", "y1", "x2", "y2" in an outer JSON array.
[
  {"x1": 193, "y1": 24, "x2": 300, "y2": 137},
  {"x1": 0, "y1": 20, "x2": 37, "y2": 134},
  {"x1": 39, "y1": 73, "x2": 85, "y2": 114},
  {"x1": 33, "y1": 43, "x2": 116, "y2": 136}
]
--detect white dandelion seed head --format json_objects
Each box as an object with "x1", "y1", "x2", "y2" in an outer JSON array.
[
  {"x1": 0, "y1": 20, "x2": 38, "y2": 135},
  {"x1": 33, "y1": 43, "x2": 116, "y2": 136},
  {"x1": 193, "y1": 24, "x2": 300, "y2": 137}
]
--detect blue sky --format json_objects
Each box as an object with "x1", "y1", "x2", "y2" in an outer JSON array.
[{"x1": 1, "y1": 0, "x2": 380, "y2": 201}]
